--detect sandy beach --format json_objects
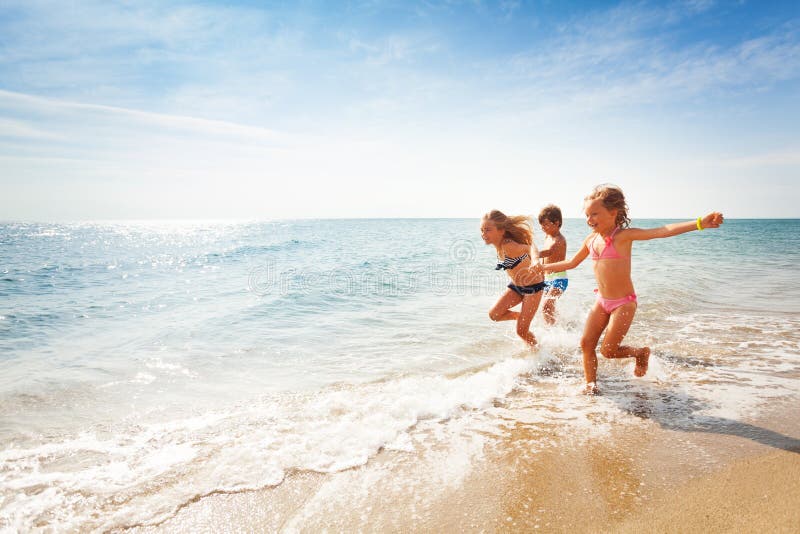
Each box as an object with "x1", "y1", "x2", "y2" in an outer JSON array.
[
  {"x1": 4, "y1": 0, "x2": 800, "y2": 529},
  {"x1": 613, "y1": 450, "x2": 800, "y2": 533},
  {"x1": 127, "y1": 394, "x2": 799, "y2": 533}
]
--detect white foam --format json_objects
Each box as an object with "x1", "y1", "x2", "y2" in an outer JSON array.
[
  {"x1": 385, "y1": 431, "x2": 414, "y2": 452},
  {"x1": 132, "y1": 372, "x2": 156, "y2": 385},
  {"x1": 4, "y1": 303, "x2": 799, "y2": 530},
  {"x1": 144, "y1": 357, "x2": 198, "y2": 378},
  {"x1": 622, "y1": 353, "x2": 669, "y2": 382},
  {"x1": 280, "y1": 414, "x2": 490, "y2": 531},
  {"x1": 0, "y1": 355, "x2": 542, "y2": 531}
]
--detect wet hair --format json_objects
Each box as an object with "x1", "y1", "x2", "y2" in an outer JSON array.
[
  {"x1": 585, "y1": 184, "x2": 631, "y2": 228},
  {"x1": 538, "y1": 204, "x2": 562, "y2": 227},
  {"x1": 482, "y1": 210, "x2": 534, "y2": 245}
]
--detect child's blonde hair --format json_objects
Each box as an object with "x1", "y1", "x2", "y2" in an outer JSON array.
[
  {"x1": 483, "y1": 210, "x2": 534, "y2": 245},
  {"x1": 586, "y1": 184, "x2": 631, "y2": 228}
]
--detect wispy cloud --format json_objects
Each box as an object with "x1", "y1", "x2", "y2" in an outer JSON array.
[
  {"x1": 342, "y1": 30, "x2": 441, "y2": 66},
  {"x1": 499, "y1": 0, "x2": 521, "y2": 19},
  {"x1": 0, "y1": 90, "x2": 291, "y2": 147},
  {"x1": 1, "y1": 1, "x2": 799, "y2": 218},
  {"x1": 682, "y1": 0, "x2": 716, "y2": 14},
  {"x1": 0, "y1": 117, "x2": 63, "y2": 141},
  {"x1": 0, "y1": 1, "x2": 305, "y2": 121},
  {"x1": 475, "y1": 4, "x2": 800, "y2": 119},
  {"x1": 5, "y1": 1, "x2": 796, "y2": 128}
]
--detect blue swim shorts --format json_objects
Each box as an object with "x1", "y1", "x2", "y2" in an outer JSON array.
[{"x1": 544, "y1": 278, "x2": 568, "y2": 293}]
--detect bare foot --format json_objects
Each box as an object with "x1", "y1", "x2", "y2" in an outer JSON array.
[
  {"x1": 582, "y1": 382, "x2": 600, "y2": 395},
  {"x1": 634, "y1": 347, "x2": 650, "y2": 377}
]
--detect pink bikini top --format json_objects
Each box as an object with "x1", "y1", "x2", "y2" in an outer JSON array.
[{"x1": 590, "y1": 226, "x2": 627, "y2": 260}]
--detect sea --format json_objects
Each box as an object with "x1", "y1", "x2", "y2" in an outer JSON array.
[{"x1": 1, "y1": 218, "x2": 799, "y2": 531}]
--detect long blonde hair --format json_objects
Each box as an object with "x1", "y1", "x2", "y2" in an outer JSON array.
[
  {"x1": 483, "y1": 210, "x2": 534, "y2": 245},
  {"x1": 585, "y1": 184, "x2": 631, "y2": 228}
]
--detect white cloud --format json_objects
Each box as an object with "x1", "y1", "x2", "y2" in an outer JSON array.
[
  {"x1": 467, "y1": 8, "x2": 800, "y2": 126},
  {"x1": 499, "y1": 0, "x2": 521, "y2": 19},
  {"x1": 682, "y1": 0, "x2": 716, "y2": 14},
  {"x1": 0, "y1": 117, "x2": 63, "y2": 141},
  {"x1": 1, "y1": 1, "x2": 798, "y2": 219},
  {"x1": 0, "y1": 90, "x2": 290, "y2": 146}
]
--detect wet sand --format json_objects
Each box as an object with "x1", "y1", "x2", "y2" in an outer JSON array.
[
  {"x1": 613, "y1": 450, "x2": 800, "y2": 533},
  {"x1": 127, "y1": 398, "x2": 800, "y2": 533}
]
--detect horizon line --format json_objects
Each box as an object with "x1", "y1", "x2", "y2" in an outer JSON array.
[{"x1": 2, "y1": 217, "x2": 799, "y2": 224}]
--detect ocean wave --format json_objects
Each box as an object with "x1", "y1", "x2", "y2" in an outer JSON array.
[
  {"x1": 0, "y1": 355, "x2": 544, "y2": 531},
  {"x1": 3, "y1": 219, "x2": 800, "y2": 531}
]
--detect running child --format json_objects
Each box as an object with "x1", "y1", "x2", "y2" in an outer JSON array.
[
  {"x1": 541, "y1": 185, "x2": 724, "y2": 394},
  {"x1": 537, "y1": 204, "x2": 568, "y2": 325},
  {"x1": 481, "y1": 210, "x2": 546, "y2": 348}
]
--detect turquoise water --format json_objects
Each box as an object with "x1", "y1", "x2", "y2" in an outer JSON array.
[{"x1": 2, "y1": 219, "x2": 799, "y2": 530}]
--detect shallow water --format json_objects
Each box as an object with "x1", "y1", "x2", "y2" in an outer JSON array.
[{"x1": 1, "y1": 218, "x2": 799, "y2": 531}]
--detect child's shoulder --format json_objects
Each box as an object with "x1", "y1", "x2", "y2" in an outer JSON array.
[{"x1": 615, "y1": 226, "x2": 638, "y2": 240}]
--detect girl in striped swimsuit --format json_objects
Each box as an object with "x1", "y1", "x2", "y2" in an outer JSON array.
[
  {"x1": 541, "y1": 185, "x2": 724, "y2": 394},
  {"x1": 481, "y1": 210, "x2": 546, "y2": 348}
]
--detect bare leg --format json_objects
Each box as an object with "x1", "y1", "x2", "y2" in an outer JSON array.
[
  {"x1": 580, "y1": 302, "x2": 610, "y2": 390},
  {"x1": 515, "y1": 291, "x2": 543, "y2": 348},
  {"x1": 542, "y1": 288, "x2": 562, "y2": 325},
  {"x1": 599, "y1": 302, "x2": 650, "y2": 377},
  {"x1": 488, "y1": 289, "x2": 523, "y2": 322}
]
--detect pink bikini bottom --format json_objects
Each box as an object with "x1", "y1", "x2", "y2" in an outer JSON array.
[{"x1": 595, "y1": 291, "x2": 637, "y2": 314}]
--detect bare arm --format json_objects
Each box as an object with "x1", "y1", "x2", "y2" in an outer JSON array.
[
  {"x1": 542, "y1": 243, "x2": 590, "y2": 273},
  {"x1": 538, "y1": 238, "x2": 565, "y2": 259},
  {"x1": 624, "y1": 212, "x2": 724, "y2": 241}
]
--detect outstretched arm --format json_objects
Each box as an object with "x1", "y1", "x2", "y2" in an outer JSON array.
[
  {"x1": 624, "y1": 212, "x2": 724, "y2": 241},
  {"x1": 542, "y1": 243, "x2": 590, "y2": 273}
]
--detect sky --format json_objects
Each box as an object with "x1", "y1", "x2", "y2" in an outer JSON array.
[{"x1": 1, "y1": 0, "x2": 798, "y2": 220}]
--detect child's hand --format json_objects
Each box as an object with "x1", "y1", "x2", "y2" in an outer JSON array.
[{"x1": 702, "y1": 212, "x2": 724, "y2": 229}]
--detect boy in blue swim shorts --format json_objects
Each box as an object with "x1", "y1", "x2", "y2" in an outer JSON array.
[{"x1": 538, "y1": 205, "x2": 568, "y2": 325}]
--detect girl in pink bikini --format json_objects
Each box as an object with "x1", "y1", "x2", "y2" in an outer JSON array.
[{"x1": 541, "y1": 185, "x2": 724, "y2": 394}]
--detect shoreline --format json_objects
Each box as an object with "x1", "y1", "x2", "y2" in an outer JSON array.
[{"x1": 128, "y1": 396, "x2": 800, "y2": 533}]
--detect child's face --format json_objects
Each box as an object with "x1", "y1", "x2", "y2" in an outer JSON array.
[
  {"x1": 584, "y1": 199, "x2": 617, "y2": 233},
  {"x1": 480, "y1": 220, "x2": 502, "y2": 245},
  {"x1": 539, "y1": 218, "x2": 560, "y2": 237}
]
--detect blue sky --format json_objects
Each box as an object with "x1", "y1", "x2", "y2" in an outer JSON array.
[{"x1": 1, "y1": 0, "x2": 798, "y2": 219}]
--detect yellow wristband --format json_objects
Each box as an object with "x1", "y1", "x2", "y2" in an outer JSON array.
[{"x1": 696, "y1": 217, "x2": 704, "y2": 231}]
